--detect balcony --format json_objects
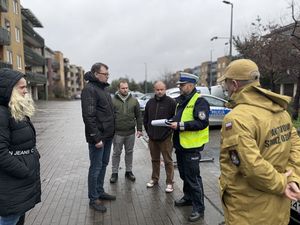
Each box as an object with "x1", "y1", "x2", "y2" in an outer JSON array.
[
  {"x1": 0, "y1": 27, "x2": 10, "y2": 45},
  {"x1": 22, "y1": 21, "x2": 44, "y2": 48},
  {"x1": 25, "y1": 71, "x2": 47, "y2": 84},
  {"x1": 0, "y1": 0, "x2": 8, "y2": 12},
  {"x1": 0, "y1": 61, "x2": 12, "y2": 69},
  {"x1": 52, "y1": 60, "x2": 60, "y2": 72},
  {"x1": 64, "y1": 65, "x2": 70, "y2": 73},
  {"x1": 52, "y1": 73, "x2": 61, "y2": 81},
  {"x1": 25, "y1": 72, "x2": 47, "y2": 84},
  {"x1": 24, "y1": 45, "x2": 45, "y2": 66}
]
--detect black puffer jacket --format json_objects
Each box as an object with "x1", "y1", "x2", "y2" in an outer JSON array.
[
  {"x1": 81, "y1": 71, "x2": 115, "y2": 143},
  {"x1": 144, "y1": 94, "x2": 176, "y2": 141},
  {"x1": 0, "y1": 69, "x2": 41, "y2": 216}
]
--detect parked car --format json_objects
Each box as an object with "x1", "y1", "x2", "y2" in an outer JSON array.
[
  {"x1": 210, "y1": 85, "x2": 227, "y2": 99},
  {"x1": 290, "y1": 201, "x2": 300, "y2": 224},
  {"x1": 74, "y1": 93, "x2": 81, "y2": 100},
  {"x1": 166, "y1": 88, "x2": 230, "y2": 126},
  {"x1": 137, "y1": 93, "x2": 154, "y2": 112},
  {"x1": 131, "y1": 91, "x2": 144, "y2": 99},
  {"x1": 201, "y1": 94, "x2": 231, "y2": 126},
  {"x1": 166, "y1": 86, "x2": 210, "y2": 98}
]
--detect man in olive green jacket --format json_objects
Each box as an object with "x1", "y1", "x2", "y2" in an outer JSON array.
[
  {"x1": 218, "y1": 59, "x2": 300, "y2": 225},
  {"x1": 110, "y1": 80, "x2": 142, "y2": 183}
]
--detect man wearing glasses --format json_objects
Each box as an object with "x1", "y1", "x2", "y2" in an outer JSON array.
[
  {"x1": 81, "y1": 62, "x2": 116, "y2": 213},
  {"x1": 169, "y1": 72, "x2": 210, "y2": 222}
]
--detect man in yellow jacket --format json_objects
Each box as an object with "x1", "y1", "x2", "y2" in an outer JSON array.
[{"x1": 218, "y1": 59, "x2": 300, "y2": 225}]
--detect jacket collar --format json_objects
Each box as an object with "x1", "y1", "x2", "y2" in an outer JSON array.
[{"x1": 227, "y1": 81, "x2": 291, "y2": 112}]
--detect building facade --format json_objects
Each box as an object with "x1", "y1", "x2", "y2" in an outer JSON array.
[
  {"x1": 0, "y1": 0, "x2": 24, "y2": 71},
  {"x1": 21, "y1": 7, "x2": 47, "y2": 100},
  {"x1": 65, "y1": 63, "x2": 84, "y2": 99}
]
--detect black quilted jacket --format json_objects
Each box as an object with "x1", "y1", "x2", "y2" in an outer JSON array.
[
  {"x1": 0, "y1": 68, "x2": 41, "y2": 216},
  {"x1": 81, "y1": 71, "x2": 115, "y2": 143}
]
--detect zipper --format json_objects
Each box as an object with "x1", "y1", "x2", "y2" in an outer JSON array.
[{"x1": 155, "y1": 101, "x2": 159, "y2": 120}]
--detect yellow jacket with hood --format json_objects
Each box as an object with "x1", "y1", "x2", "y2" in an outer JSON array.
[{"x1": 219, "y1": 81, "x2": 300, "y2": 225}]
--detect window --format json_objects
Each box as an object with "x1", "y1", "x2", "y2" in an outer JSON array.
[
  {"x1": 203, "y1": 96, "x2": 225, "y2": 107},
  {"x1": 15, "y1": 27, "x2": 20, "y2": 42},
  {"x1": 5, "y1": 19, "x2": 10, "y2": 32},
  {"x1": 16, "y1": 55, "x2": 22, "y2": 69},
  {"x1": 6, "y1": 50, "x2": 12, "y2": 64},
  {"x1": 13, "y1": 0, "x2": 18, "y2": 14}
]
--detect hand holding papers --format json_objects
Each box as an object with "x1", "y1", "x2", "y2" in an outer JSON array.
[{"x1": 151, "y1": 119, "x2": 173, "y2": 127}]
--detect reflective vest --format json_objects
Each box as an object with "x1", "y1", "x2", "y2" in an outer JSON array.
[{"x1": 179, "y1": 93, "x2": 209, "y2": 148}]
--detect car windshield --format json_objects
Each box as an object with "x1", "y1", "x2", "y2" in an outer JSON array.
[{"x1": 202, "y1": 95, "x2": 226, "y2": 107}]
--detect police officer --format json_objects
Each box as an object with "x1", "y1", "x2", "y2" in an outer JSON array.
[
  {"x1": 218, "y1": 59, "x2": 300, "y2": 225},
  {"x1": 169, "y1": 72, "x2": 210, "y2": 222}
]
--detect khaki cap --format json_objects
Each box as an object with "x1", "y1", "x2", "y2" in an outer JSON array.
[{"x1": 217, "y1": 59, "x2": 260, "y2": 82}]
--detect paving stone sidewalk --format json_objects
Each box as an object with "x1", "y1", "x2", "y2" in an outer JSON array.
[{"x1": 23, "y1": 100, "x2": 223, "y2": 225}]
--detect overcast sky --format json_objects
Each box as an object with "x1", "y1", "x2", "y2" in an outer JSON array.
[{"x1": 22, "y1": 0, "x2": 296, "y2": 82}]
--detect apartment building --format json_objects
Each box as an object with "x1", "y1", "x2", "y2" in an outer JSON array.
[
  {"x1": 65, "y1": 62, "x2": 84, "y2": 99},
  {"x1": 21, "y1": 7, "x2": 47, "y2": 100},
  {"x1": 64, "y1": 58, "x2": 81, "y2": 99},
  {"x1": 0, "y1": 0, "x2": 24, "y2": 71},
  {"x1": 200, "y1": 61, "x2": 217, "y2": 87},
  {"x1": 200, "y1": 56, "x2": 230, "y2": 87},
  {"x1": 45, "y1": 47, "x2": 66, "y2": 98},
  {"x1": 216, "y1": 56, "x2": 230, "y2": 83}
]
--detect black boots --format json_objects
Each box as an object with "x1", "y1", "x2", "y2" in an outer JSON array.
[
  {"x1": 110, "y1": 173, "x2": 118, "y2": 183},
  {"x1": 125, "y1": 171, "x2": 136, "y2": 181}
]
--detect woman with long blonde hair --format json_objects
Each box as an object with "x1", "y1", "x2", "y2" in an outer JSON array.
[{"x1": 0, "y1": 69, "x2": 41, "y2": 225}]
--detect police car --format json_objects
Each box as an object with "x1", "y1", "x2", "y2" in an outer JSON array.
[
  {"x1": 166, "y1": 88, "x2": 231, "y2": 126},
  {"x1": 202, "y1": 94, "x2": 231, "y2": 126}
]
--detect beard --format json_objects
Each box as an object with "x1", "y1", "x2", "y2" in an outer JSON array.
[{"x1": 9, "y1": 88, "x2": 35, "y2": 121}]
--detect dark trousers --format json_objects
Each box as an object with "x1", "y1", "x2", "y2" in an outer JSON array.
[
  {"x1": 88, "y1": 139, "x2": 112, "y2": 202},
  {"x1": 176, "y1": 150, "x2": 205, "y2": 213}
]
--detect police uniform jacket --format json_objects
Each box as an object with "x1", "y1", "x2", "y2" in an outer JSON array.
[
  {"x1": 81, "y1": 71, "x2": 115, "y2": 144},
  {"x1": 219, "y1": 81, "x2": 300, "y2": 225},
  {"x1": 172, "y1": 88, "x2": 210, "y2": 152},
  {"x1": 0, "y1": 69, "x2": 41, "y2": 216}
]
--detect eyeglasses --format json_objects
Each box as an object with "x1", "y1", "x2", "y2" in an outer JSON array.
[{"x1": 97, "y1": 72, "x2": 109, "y2": 77}]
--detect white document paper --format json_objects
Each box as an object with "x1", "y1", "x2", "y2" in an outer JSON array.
[{"x1": 151, "y1": 119, "x2": 173, "y2": 127}]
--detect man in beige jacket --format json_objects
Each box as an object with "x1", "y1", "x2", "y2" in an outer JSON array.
[{"x1": 218, "y1": 59, "x2": 300, "y2": 225}]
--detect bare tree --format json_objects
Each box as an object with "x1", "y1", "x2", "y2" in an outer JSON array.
[
  {"x1": 160, "y1": 70, "x2": 178, "y2": 89},
  {"x1": 290, "y1": 1, "x2": 300, "y2": 119},
  {"x1": 234, "y1": 17, "x2": 294, "y2": 91},
  {"x1": 234, "y1": 15, "x2": 300, "y2": 119}
]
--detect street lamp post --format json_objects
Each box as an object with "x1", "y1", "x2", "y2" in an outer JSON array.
[
  {"x1": 209, "y1": 49, "x2": 213, "y2": 88},
  {"x1": 222, "y1": 0, "x2": 233, "y2": 59},
  {"x1": 210, "y1": 36, "x2": 229, "y2": 41}
]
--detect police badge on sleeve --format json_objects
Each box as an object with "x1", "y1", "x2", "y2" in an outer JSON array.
[{"x1": 198, "y1": 111, "x2": 206, "y2": 120}]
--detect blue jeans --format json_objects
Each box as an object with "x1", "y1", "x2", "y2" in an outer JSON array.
[
  {"x1": 176, "y1": 150, "x2": 205, "y2": 213},
  {"x1": 88, "y1": 139, "x2": 112, "y2": 202},
  {"x1": 0, "y1": 214, "x2": 23, "y2": 225}
]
